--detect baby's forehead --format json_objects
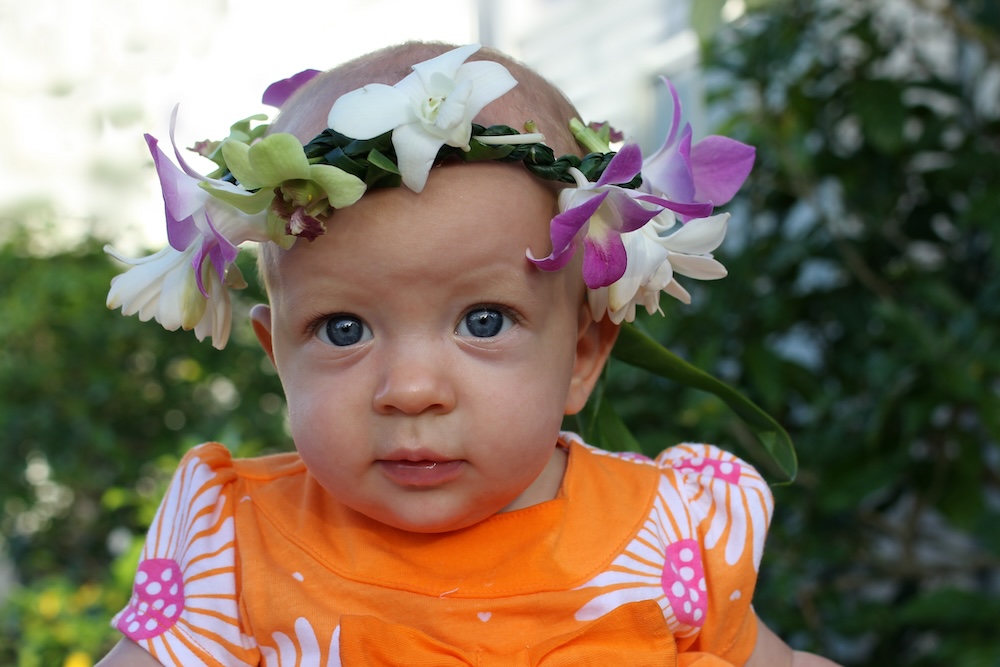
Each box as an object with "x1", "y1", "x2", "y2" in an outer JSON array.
[{"x1": 259, "y1": 160, "x2": 570, "y2": 296}]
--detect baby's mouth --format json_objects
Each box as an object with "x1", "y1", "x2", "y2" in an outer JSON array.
[{"x1": 377, "y1": 458, "x2": 464, "y2": 487}]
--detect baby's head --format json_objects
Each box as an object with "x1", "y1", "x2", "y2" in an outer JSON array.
[
  {"x1": 268, "y1": 41, "x2": 584, "y2": 155},
  {"x1": 106, "y1": 40, "x2": 751, "y2": 528},
  {"x1": 107, "y1": 41, "x2": 765, "y2": 520},
  {"x1": 249, "y1": 43, "x2": 619, "y2": 533}
]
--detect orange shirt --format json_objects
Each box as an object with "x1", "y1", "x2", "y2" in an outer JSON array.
[{"x1": 113, "y1": 433, "x2": 773, "y2": 666}]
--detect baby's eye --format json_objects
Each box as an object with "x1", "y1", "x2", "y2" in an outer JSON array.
[
  {"x1": 317, "y1": 315, "x2": 372, "y2": 347},
  {"x1": 456, "y1": 307, "x2": 514, "y2": 338}
]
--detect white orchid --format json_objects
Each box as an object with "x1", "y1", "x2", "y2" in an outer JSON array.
[
  {"x1": 105, "y1": 129, "x2": 267, "y2": 349},
  {"x1": 587, "y1": 212, "x2": 729, "y2": 324},
  {"x1": 105, "y1": 241, "x2": 247, "y2": 349},
  {"x1": 327, "y1": 44, "x2": 517, "y2": 192}
]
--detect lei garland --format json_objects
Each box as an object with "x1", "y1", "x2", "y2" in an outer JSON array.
[{"x1": 296, "y1": 124, "x2": 638, "y2": 191}]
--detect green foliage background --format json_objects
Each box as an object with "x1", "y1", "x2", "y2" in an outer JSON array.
[{"x1": 1, "y1": 1, "x2": 998, "y2": 665}]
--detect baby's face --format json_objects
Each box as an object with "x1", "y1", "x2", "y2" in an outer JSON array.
[{"x1": 256, "y1": 163, "x2": 596, "y2": 533}]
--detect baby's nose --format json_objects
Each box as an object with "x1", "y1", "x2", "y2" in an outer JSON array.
[{"x1": 372, "y1": 347, "x2": 456, "y2": 416}]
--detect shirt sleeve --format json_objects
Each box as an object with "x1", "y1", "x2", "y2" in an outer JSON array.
[
  {"x1": 657, "y1": 443, "x2": 773, "y2": 666},
  {"x1": 111, "y1": 443, "x2": 259, "y2": 667}
]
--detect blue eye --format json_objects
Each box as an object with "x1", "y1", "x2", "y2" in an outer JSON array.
[
  {"x1": 318, "y1": 315, "x2": 372, "y2": 346},
  {"x1": 457, "y1": 308, "x2": 513, "y2": 338}
]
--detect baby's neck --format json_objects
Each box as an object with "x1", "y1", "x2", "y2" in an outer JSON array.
[{"x1": 500, "y1": 444, "x2": 569, "y2": 513}]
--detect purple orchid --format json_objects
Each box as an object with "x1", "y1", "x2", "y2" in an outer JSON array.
[
  {"x1": 528, "y1": 143, "x2": 712, "y2": 289},
  {"x1": 147, "y1": 134, "x2": 239, "y2": 297},
  {"x1": 641, "y1": 77, "x2": 755, "y2": 208},
  {"x1": 106, "y1": 118, "x2": 272, "y2": 349}
]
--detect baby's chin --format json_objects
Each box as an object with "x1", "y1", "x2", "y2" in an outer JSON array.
[{"x1": 342, "y1": 491, "x2": 524, "y2": 535}]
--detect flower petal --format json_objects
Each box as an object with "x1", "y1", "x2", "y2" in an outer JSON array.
[
  {"x1": 595, "y1": 142, "x2": 643, "y2": 187},
  {"x1": 199, "y1": 181, "x2": 273, "y2": 215},
  {"x1": 247, "y1": 134, "x2": 312, "y2": 186},
  {"x1": 662, "y1": 77, "x2": 683, "y2": 149},
  {"x1": 391, "y1": 122, "x2": 450, "y2": 193},
  {"x1": 607, "y1": 230, "x2": 667, "y2": 312},
  {"x1": 193, "y1": 267, "x2": 233, "y2": 350},
  {"x1": 105, "y1": 244, "x2": 204, "y2": 330},
  {"x1": 145, "y1": 135, "x2": 206, "y2": 252},
  {"x1": 634, "y1": 194, "x2": 713, "y2": 219},
  {"x1": 604, "y1": 190, "x2": 662, "y2": 234},
  {"x1": 663, "y1": 213, "x2": 729, "y2": 255},
  {"x1": 219, "y1": 140, "x2": 261, "y2": 190},
  {"x1": 155, "y1": 256, "x2": 201, "y2": 328},
  {"x1": 167, "y1": 106, "x2": 236, "y2": 188},
  {"x1": 663, "y1": 279, "x2": 692, "y2": 304},
  {"x1": 587, "y1": 287, "x2": 611, "y2": 324},
  {"x1": 582, "y1": 231, "x2": 628, "y2": 289},
  {"x1": 641, "y1": 124, "x2": 695, "y2": 202},
  {"x1": 327, "y1": 84, "x2": 413, "y2": 140},
  {"x1": 528, "y1": 190, "x2": 609, "y2": 270},
  {"x1": 191, "y1": 212, "x2": 239, "y2": 296},
  {"x1": 306, "y1": 164, "x2": 367, "y2": 208},
  {"x1": 430, "y1": 79, "x2": 475, "y2": 147},
  {"x1": 669, "y1": 254, "x2": 728, "y2": 280},
  {"x1": 262, "y1": 69, "x2": 321, "y2": 107},
  {"x1": 453, "y1": 60, "x2": 517, "y2": 117},
  {"x1": 690, "y1": 136, "x2": 756, "y2": 205},
  {"x1": 204, "y1": 201, "x2": 270, "y2": 245},
  {"x1": 410, "y1": 43, "x2": 481, "y2": 87}
]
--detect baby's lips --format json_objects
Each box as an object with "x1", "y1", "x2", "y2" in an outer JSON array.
[{"x1": 377, "y1": 459, "x2": 465, "y2": 487}]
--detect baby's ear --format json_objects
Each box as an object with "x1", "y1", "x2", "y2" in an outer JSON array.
[
  {"x1": 564, "y1": 303, "x2": 619, "y2": 415},
  {"x1": 249, "y1": 304, "x2": 277, "y2": 367}
]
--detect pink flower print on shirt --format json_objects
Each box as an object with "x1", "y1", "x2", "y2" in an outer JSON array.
[
  {"x1": 116, "y1": 558, "x2": 185, "y2": 640},
  {"x1": 660, "y1": 540, "x2": 706, "y2": 627},
  {"x1": 658, "y1": 444, "x2": 772, "y2": 569},
  {"x1": 574, "y1": 476, "x2": 704, "y2": 637},
  {"x1": 111, "y1": 446, "x2": 255, "y2": 666},
  {"x1": 670, "y1": 455, "x2": 741, "y2": 484}
]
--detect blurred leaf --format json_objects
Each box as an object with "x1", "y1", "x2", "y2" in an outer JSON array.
[
  {"x1": 850, "y1": 80, "x2": 907, "y2": 154},
  {"x1": 612, "y1": 322, "x2": 797, "y2": 481}
]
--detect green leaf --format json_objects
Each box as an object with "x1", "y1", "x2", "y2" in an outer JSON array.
[
  {"x1": 611, "y1": 322, "x2": 798, "y2": 481},
  {"x1": 367, "y1": 149, "x2": 400, "y2": 175},
  {"x1": 850, "y1": 79, "x2": 907, "y2": 154},
  {"x1": 462, "y1": 140, "x2": 516, "y2": 161},
  {"x1": 591, "y1": 398, "x2": 644, "y2": 454},
  {"x1": 569, "y1": 117, "x2": 611, "y2": 153}
]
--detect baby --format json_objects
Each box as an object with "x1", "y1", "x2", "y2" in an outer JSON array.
[{"x1": 98, "y1": 42, "x2": 839, "y2": 666}]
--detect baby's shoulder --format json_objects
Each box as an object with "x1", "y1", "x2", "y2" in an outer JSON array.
[
  {"x1": 564, "y1": 434, "x2": 773, "y2": 529},
  {"x1": 655, "y1": 443, "x2": 769, "y2": 490},
  {"x1": 566, "y1": 434, "x2": 768, "y2": 494},
  {"x1": 176, "y1": 442, "x2": 306, "y2": 484}
]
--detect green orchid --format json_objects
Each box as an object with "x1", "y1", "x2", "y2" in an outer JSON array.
[
  {"x1": 190, "y1": 114, "x2": 270, "y2": 176},
  {"x1": 204, "y1": 133, "x2": 367, "y2": 244}
]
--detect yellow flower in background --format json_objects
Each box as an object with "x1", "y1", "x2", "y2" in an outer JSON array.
[
  {"x1": 63, "y1": 651, "x2": 93, "y2": 667},
  {"x1": 38, "y1": 590, "x2": 62, "y2": 619}
]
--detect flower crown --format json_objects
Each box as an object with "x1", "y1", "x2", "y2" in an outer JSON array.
[{"x1": 105, "y1": 43, "x2": 756, "y2": 350}]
